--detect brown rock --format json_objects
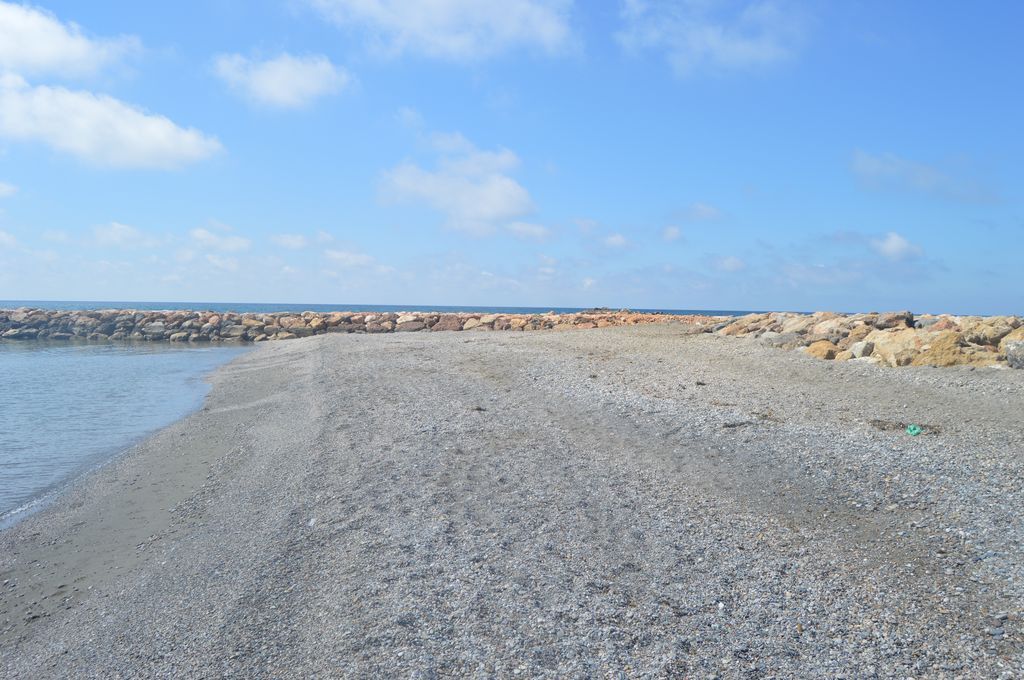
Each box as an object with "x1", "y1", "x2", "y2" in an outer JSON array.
[
  {"x1": 864, "y1": 328, "x2": 932, "y2": 367},
  {"x1": 462, "y1": 318, "x2": 483, "y2": 331},
  {"x1": 328, "y1": 322, "x2": 363, "y2": 333},
  {"x1": 432, "y1": 314, "x2": 463, "y2": 332},
  {"x1": 806, "y1": 340, "x2": 839, "y2": 360},
  {"x1": 961, "y1": 320, "x2": 1013, "y2": 346},
  {"x1": 874, "y1": 311, "x2": 914, "y2": 330},
  {"x1": 837, "y1": 324, "x2": 872, "y2": 349},
  {"x1": 999, "y1": 326, "x2": 1024, "y2": 352},
  {"x1": 396, "y1": 321, "x2": 426, "y2": 332}
]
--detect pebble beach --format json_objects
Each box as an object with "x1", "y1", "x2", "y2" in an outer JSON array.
[{"x1": 1, "y1": 322, "x2": 1021, "y2": 677}]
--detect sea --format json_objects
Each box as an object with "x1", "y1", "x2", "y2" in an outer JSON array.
[
  {"x1": 0, "y1": 300, "x2": 756, "y2": 528},
  {"x1": 0, "y1": 300, "x2": 759, "y2": 316},
  {"x1": 0, "y1": 341, "x2": 247, "y2": 527}
]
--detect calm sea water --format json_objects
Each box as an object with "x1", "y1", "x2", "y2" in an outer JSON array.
[
  {"x1": 1, "y1": 300, "x2": 759, "y2": 316},
  {"x1": 0, "y1": 342, "x2": 247, "y2": 526}
]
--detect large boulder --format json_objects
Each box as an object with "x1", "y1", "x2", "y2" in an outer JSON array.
[
  {"x1": 141, "y1": 321, "x2": 167, "y2": 337},
  {"x1": 805, "y1": 340, "x2": 839, "y2": 360},
  {"x1": 961, "y1": 319, "x2": 1013, "y2": 346},
  {"x1": 432, "y1": 314, "x2": 463, "y2": 332},
  {"x1": 909, "y1": 331, "x2": 997, "y2": 367},
  {"x1": 365, "y1": 321, "x2": 394, "y2": 333},
  {"x1": 849, "y1": 340, "x2": 874, "y2": 358},
  {"x1": 874, "y1": 311, "x2": 914, "y2": 330},
  {"x1": 837, "y1": 324, "x2": 873, "y2": 349},
  {"x1": 719, "y1": 313, "x2": 768, "y2": 336},
  {"x1": 2, "y1": 327, "x2": 38, "y2": 339},
  {"x1": 761, "y1": 332, "x2": 805, "y2": 350},
  {"x1": 864, "y1": 328, "x2": 931, "y2": 367},
  {"x1": 999, "y1": 326, "x2": 1024, "y2": 352},
  {"x1": 1005, "y1": 341, "x2": 1024, "y2": 369}
]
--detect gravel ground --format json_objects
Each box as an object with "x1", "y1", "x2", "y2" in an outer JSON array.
[{"x1": 1, "y1": 325, "x2": 1022, "y2": 678}]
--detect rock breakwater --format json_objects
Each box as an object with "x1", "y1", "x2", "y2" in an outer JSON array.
[
  {"x1": 0, "y1": 308, "x2": 720, "y2": 344},
  {"x1": 715, "y1": 311, "x2": 1024, "y2": 368}
]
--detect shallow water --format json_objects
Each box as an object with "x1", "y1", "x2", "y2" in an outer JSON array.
[{"x1": 0, "y1": 341, "x2": 247, "y2": 525}]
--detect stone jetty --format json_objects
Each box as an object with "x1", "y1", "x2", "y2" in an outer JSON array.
[
  {"x1": 3, "y1": 307, "x2": 1021, "y2": 369},
  {"x1": 0, "y1": 307, "x2": 721, "y2": 343},
  {"x1": 713, "y1": 310, "x2": 1024, "y2": 369}
]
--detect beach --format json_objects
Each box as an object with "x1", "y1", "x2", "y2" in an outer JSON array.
[{"x1": 1, "y1": 325, "x2": 1022, "y2": 676}]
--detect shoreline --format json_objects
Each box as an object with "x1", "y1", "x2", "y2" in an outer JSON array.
[
  {"x1": 0, "y1": 346, "x2": 248, "y2": 531},
  {"x1": 0, "y1": 342, "x2": 262, "y2": 649},
  {"x1": 2, "y1": 326, "x2": 1022, "y2": 675}
]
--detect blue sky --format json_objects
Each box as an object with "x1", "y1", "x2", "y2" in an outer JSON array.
[{"x1": 0, "y1": 1, "x2": 1020, "y2": 313}]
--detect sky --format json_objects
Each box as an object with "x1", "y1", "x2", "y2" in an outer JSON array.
[{"x1": 0, "y1": 0, "x2": 1021, "y2": 314}]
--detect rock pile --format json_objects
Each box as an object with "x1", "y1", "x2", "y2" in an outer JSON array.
[
  {"x1": 0, "y1": 308, "x2": 721, "y2": 343},
  {"x1": 715, "y1": 311, "x2": 1024, "y2": 368}
]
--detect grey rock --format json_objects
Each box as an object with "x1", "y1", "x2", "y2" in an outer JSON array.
[
  {"x1": 1005, "y1": 340, "x2": 1024, "y2": 369},
  {"x1": 849, "y1": 341, "x2": 874, "y2": 358},
  {"x1": 2, "y1": 328, "x2": 39, "y2": 339},
  {"x1": 141, "y1": 322, "x2": 166, "y2": 336},
  {"x1": 761, "y1": 332, "x2": 805, "y2": 350}
]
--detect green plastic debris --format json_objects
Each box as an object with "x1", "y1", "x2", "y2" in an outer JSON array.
[{"x1": 906, "y1": 424, "x2": 923, "y2": 436}]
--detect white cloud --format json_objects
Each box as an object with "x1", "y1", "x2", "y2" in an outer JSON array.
[
  {"x1": 662, "y1": 225, "x2": 681, "y2": 241},
  {"x1": 582, "y1": 277, "x2": 597, "y2": 290},
  {"x1": 93, "y1": 222, "x2": 161, "y2": 248},
  {"x1": 190, "y1": 227, "x2": 251, "y2": 252},
  {"x1": 687, "y1": 201, "x2": 721, "y2": 220},
  {"x1": 271, "y1": 233, "x2": 309, "y2": 249},
  {"x1": 714, "y1": 255, "x2": 746, "y2": 272},
  {"x1": 0, "y1": 229, "x2": 15, "y2": 248},
  {"x1": 618, "y1": 0, "x2": 804, "y2": 76},
  {"x1": 870, "y1": 231, "x2": 922, "y2": 261},
  {"x1": 315, "y1": 230, "x2": 335, "y2": 243},
  {"x1": 382, "y1": 133, "x2": 535, "y2": 235},
  {"x1": 325, "y1": 249, "x2": 375, "y2": 268},
  {"x1": 42, "y1": 229, "x2": 68, "y2": 243},
  {"x1": 0, "y1": 1, "x2": 139, "y2": 78},
  {"x1": 205, "y1": 254, "x2": 239, "y2": 272},
  {"x1": 307, "y1": 0, "x2": 573, "y2": 60},
  {"x1": 604, "y1": 233, "x2": 628, "y2": 248},
  {"x1": 395, "y1": 106, "x2": 423, "y2": 129},
  {"x1": 851, "y1": 150, "x2": 990, "y2": 202},
  {"x1": 214, "y1": 53, "x2": 349, "y2": 109},
  {"x1": 0, "y1": 180, "x2": 15, "y2": 197},
  {"x1": 0, "y1": 74, "x2": 222, "y2": 169},
  {"x1": 506, "y1": 221, "x2": 550, "y2": 240}
]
